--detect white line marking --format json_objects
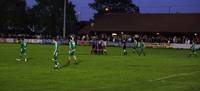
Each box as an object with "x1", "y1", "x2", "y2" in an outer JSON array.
[{"x1": 149, "y1": 71, "x2": 200, "y2": 82}]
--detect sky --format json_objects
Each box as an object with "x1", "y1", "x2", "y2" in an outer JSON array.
[{"x1": 26, "y1": 0, "x2": 200, "y2": 21}]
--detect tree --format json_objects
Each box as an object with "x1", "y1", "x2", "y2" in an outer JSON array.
[
  {"x1": 89, "y1": 0, "x2": 139, "y2": 17},
  {"x1": 29, "y1": 0, "x2": 77, "y2": 36},
  {"x1": 0, "y1": 0, "x2": 27, "y2": 33}
]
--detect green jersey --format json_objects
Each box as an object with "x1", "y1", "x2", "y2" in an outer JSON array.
[
  {"x1": 133, "y1": 40, "x2": 138, "y2": 48},
  {"x1": 138, "y1": 41, "x2": 146, "y2": 56},
  {"x1": 139, "y1": 42, "x2": 144, "y2": 49},
  {"x1": 69, "y1": 40, "x2": 76, "y2": 50},
  {"x1": 191, "y1": 43, "x2": 196, "y2": 52},
  {"x1": 17, "y1": 40, "x2": 27, "y2": 61},
  {"x1": 20, "y1": 41, "x2": 27, "y2": 55},
  {"x1": 54, "y1": 41, "x2": 58, "y2": 55},
  {"x1": 21, "y1": 41, "x2": 27, "y2": 50},
  {"x1": 188, "y1": 43, "x2": 197, "y2": 57},
  {"x1": 69, "y1": 40, "x2": 76, "y2": 56}
]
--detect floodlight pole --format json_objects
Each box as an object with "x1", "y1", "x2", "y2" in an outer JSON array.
[{"x1": 63, "y1": 0, "x2": 67, "y2": 38}]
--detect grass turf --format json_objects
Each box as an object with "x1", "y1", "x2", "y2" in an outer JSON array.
[{"x1": 0, "y1": 43, "x2": 200, "y2": 91}]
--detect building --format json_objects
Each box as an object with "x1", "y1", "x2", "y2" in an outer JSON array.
[{"x1": 81, "y1": 13, "x2": 200, "y2": 36}]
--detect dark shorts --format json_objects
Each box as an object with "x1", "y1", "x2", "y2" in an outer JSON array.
[
  {"x1": 192, "y1": 49, "x2": 196, "y2": 53},
  {"x1": 92, "y1": 45, "x2": 96, "y2": 49},
  {"x1": 69, "y1": 50, "x2": 75, "y2": 56},
  {"x1": 123, "y1": 46, "x2": 126, "y2": 49},
  {"x1": 99, "y1": 46, "x2": 102, "y2": 50},
  {"x1": 21, "y1": 49, "x2": 26, "y2": 55}
]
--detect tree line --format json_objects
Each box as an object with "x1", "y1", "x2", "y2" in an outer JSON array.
[{"x1": 0, "y1": 0, "x2": 139, "y2": 36}]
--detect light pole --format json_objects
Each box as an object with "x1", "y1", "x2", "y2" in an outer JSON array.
[{"x1": 63, "y1": 0, "x2": 67, "y2": 38}]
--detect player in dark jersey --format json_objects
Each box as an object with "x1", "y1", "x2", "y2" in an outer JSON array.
[
  {"x1": 95, "y1": 39, "x2": 99, "y2": 54},
  {"x1": 91, "y1": 38, "x2": 97, "y2": 54},
  {"x1": 102, "y1": 39, "x2": 108, "y2": 55},
  {"x1": 122, "y1": 39, "x2": 127, "y2": 55}
]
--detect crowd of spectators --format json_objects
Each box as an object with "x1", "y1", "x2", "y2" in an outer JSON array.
[
  {"x1": 1, "y1": 33, "x2": 200, "y2": 44},
  {"x1": 78, "y1": 34, "x2": 200, "y2": 44}
]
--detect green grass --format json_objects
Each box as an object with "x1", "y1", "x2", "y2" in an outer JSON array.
[{"x1": 0, "y1": 43, "x2": 200, "y2": 91}]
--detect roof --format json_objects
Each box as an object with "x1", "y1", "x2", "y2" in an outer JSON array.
[{"x1": 81, "y1": 13, "x2": 200, "y2": 33}]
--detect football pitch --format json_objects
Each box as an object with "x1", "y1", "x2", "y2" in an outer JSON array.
[{"x1": 0, "y1": 43, "x2": 200, "y2": 91}]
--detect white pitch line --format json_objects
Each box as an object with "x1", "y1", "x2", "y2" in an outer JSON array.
[{"x1": 149, "y1": 71, "x2": 200, "y2": 82}]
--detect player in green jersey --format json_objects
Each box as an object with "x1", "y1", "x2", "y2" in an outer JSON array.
[
  {"x1": 16, "y1": 38, "x2": 28, "y2": 62},
  {"x1": 122, "y1": 39, "x2": 127, "y2": 55},
  {"x1": 68, "y1": 36, "x2": 78, "y2": 64},
  {"x1": 52, "y1": 38, "x2": 60, "y2": 68},
  {"x1": 132, "y1": 39, "x2": 138, "y2": 54},
  {"x1": 138, "y1": 40, "x2": 146, "y2": 56},
  {"x1": 188, "y1": 41, "x2": 197, "y2": 57}
]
